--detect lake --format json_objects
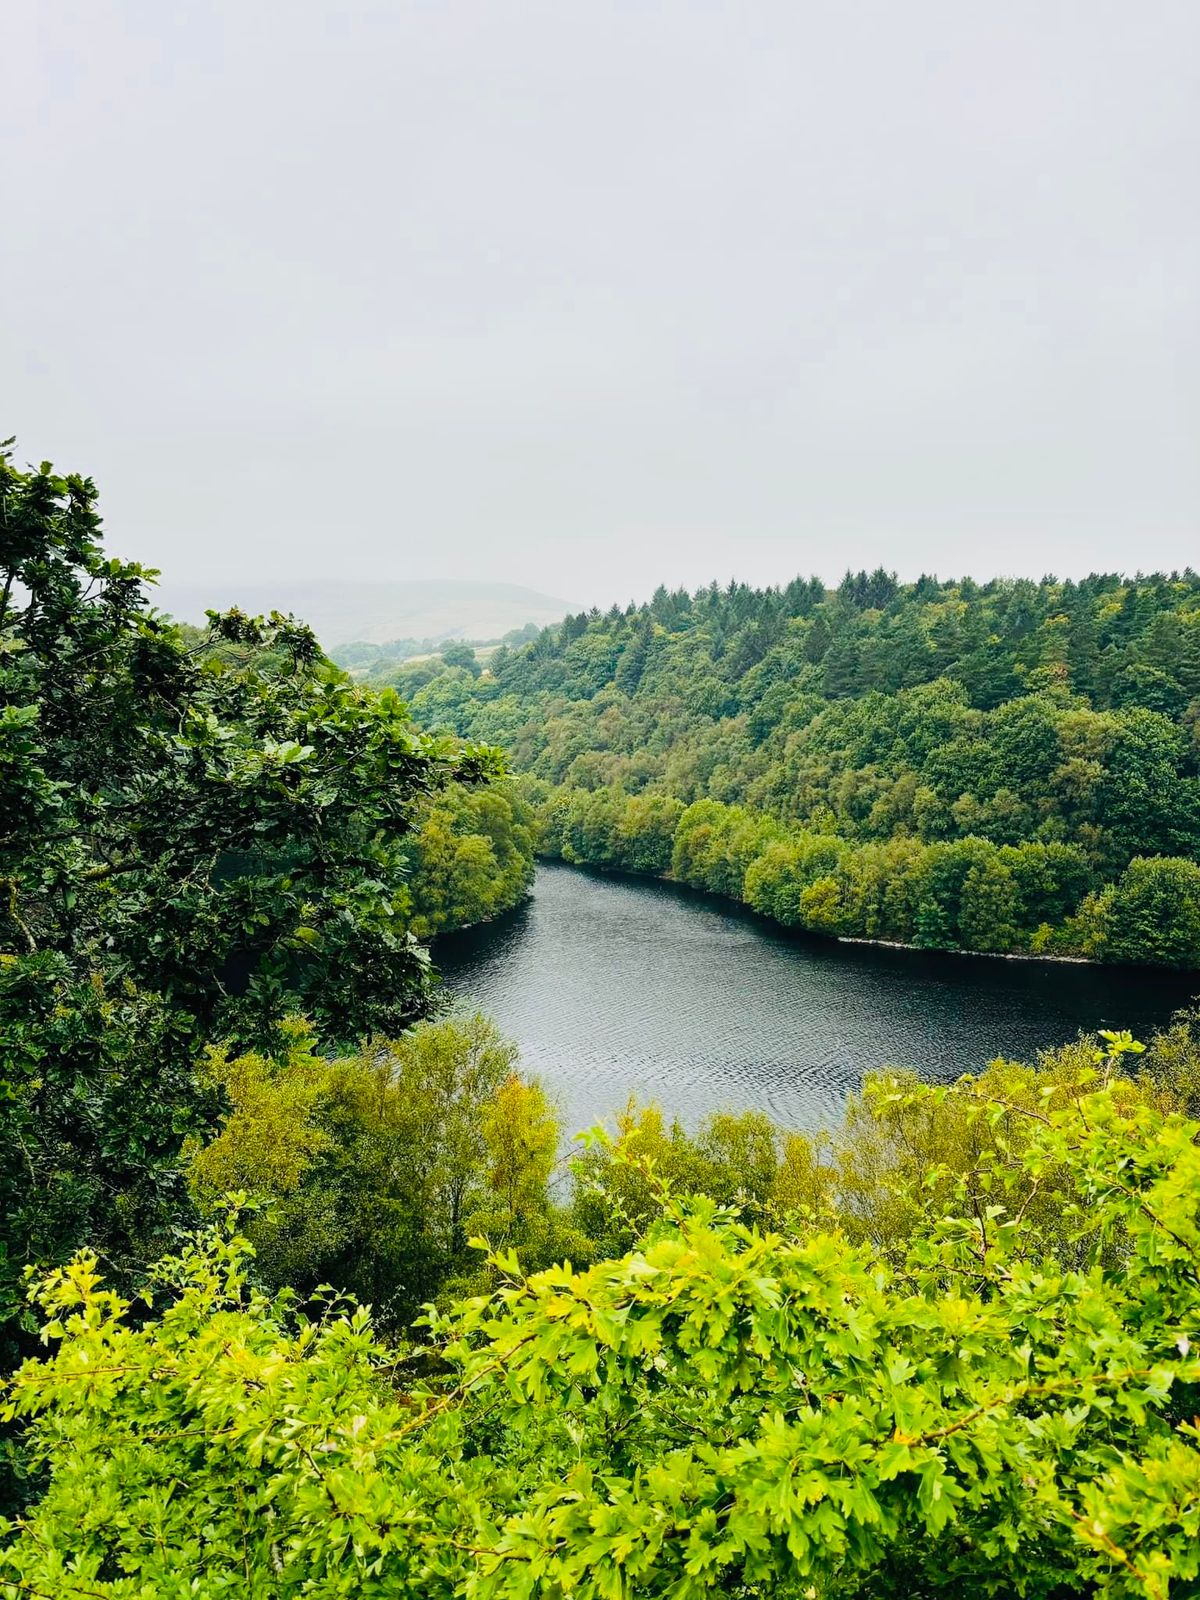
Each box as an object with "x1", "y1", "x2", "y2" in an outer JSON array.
[{"x1": 436, "y1": 862, "x2": 1199, "y2": 1138}]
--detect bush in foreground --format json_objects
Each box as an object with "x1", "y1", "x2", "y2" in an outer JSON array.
[{"x1": 2, "y1": 1076, "x2": 1198, "y2": 1598}]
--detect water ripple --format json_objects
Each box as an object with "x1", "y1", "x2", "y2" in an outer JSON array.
[{"x1": 436, "y1": 863, "x2": 1199, "y2": 1139}]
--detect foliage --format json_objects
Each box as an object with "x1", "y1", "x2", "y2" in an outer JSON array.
[
  {"x1": 440, "y1": 642, "x2": 481, "y2": 678},
  {"x1": 401, "y1": 784, "x2": 534, "y2": 938},
  {"x1": 0, "y1": 444, "x2": 499, "y2": 1039},
  {"x1": 475, "y1": 1075, "x2": 563, "y2": 1257},
  {"x1": 0, "y1": 960, "x2": 196, "y2": 1361},
  {"x1": 669, "y1": 800, "x2": 1103, "y2": 957},
  {"x1": 189, "y1": 1014, "x2": 567, "y2": 1327},
  {"x1": 1071, "y1": 856, "x2": 1200, "y2": 968},
  {"x1": 572, "y1": 1100, "x2": 785, "y2": 1258},
  {"x1": 0, "y1": 445, "x2": 501, "y2": 1357},
  {"x1": 389, "y1": 570, "x2": 1200, "y2": 965},
  {"x1": 4, "y1": 1070, "x2": 1200, "y2": 1597}
]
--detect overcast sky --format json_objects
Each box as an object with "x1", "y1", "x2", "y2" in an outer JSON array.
[{"x1": 4, "y1": 2, "x2": 1198, "y2": 607}]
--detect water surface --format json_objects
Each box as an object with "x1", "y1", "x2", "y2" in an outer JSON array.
[{"x1": 437, "y1": 863, "x2": 1198, "y2": 1136}]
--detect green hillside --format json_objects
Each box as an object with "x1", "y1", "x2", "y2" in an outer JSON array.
[{"x1": 391, "y1": 569, "x2": 1200, "y2": 966}]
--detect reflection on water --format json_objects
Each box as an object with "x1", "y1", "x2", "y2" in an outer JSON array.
[{"x1": 436, "y1": 862, "x2": 1198, "y2": 1138}]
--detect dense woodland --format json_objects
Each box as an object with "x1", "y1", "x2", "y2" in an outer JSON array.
[
  {"x1": 379, "y1": 569, "x2": 1200, "y2": 965},
  {"x1": 3, "y1": 450, "x2": 1200, "y2": 1596}
]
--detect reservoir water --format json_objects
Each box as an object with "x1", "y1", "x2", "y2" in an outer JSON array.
[{"x1": 437, "y1": 862, "x2": 1199, "y2": 1138}]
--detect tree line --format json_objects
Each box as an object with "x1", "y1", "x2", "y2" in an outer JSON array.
[{"x1": 527, "y1": 785, "x2": 1200, "y2": 965}]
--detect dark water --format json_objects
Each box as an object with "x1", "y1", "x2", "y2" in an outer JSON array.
[{"x1": 436, "y1": 862, "x2": 1199, "y2": 1138}]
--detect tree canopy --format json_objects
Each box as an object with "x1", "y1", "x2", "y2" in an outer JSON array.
[
  {"x1": 378, "y1": 569, "x2": 1200, "y2": 965},
  {"x1": 0, "y1": 445, "x2": 504, "y2": 1359},
  {"x1": 3, "y1": 1061, "x2": 1199, "y2": 1597}
]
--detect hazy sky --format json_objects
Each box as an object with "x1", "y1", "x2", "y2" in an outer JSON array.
[{"x1": 4, "y1": 2, "x2": 1198, "y2": 607}]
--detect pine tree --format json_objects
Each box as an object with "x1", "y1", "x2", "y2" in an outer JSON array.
[{"x1": 804, "y1": 611, "x2": 832, "y2": 664}]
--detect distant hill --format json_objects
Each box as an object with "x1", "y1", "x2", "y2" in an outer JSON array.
[{"x1": 153, "y1": 578, "x2": 572, "y2": 648}]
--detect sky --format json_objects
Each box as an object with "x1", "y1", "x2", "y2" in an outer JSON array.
[{"x1": 3, "y1": 2, "x2": 1198, "y2": 610}]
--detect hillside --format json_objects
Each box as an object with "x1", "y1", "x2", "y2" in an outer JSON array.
[
  {"x1": 154, "y1": 577, "x2": 572, "y2": 648},
  {"x1": 394, "y1": 568, "x2": 1200, "y2": 967}
]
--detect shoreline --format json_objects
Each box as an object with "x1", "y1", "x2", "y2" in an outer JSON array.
[
  {"x1": 833, "y1": 933, "x2": 1092, "y2": 966},
  {"x1": 537, "y1": 854, "x2": 1200, "y2": 977}
]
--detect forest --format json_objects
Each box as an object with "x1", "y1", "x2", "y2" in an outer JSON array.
[
  {"x1": 2, "y1": 450, "x2": 1200, "y2": 1597},
  {"x1": 376, "y1": 568, "x2": 1200, "y2": 965}
]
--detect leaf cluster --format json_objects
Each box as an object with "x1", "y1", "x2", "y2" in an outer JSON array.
[{"x1": 3, "y1": 1081, "x2": 1199, "y2": 1597}]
